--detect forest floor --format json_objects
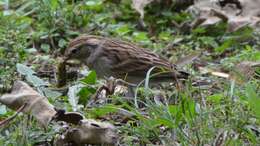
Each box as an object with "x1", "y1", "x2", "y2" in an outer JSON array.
[{"x1": 0, "y1": 0, "x2": 259, "y2": 145}]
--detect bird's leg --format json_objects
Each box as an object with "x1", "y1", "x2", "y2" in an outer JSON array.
[
  {"x1": 125, "y1": 86, "x2": 136, "y2": 97},
  {"x1": 172, "y1": 71, "x2": 184, "y2": 91},
  {"x1": 93, "y1": 85, "x2": 109, "y2": 101},
  {"x1": 115, "y1": 79, "x2": 137, "y2": 97},
  {"x1": 92, "y1": 77, "x2": 138, "y2": 103},
  {"x1": 92, "y1": 77, "x2": 116, "y2": 101}
]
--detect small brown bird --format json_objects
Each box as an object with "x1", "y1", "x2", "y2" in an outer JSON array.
[{"x1": 64, "y1": 35, "x2": 189, "y2": 85}]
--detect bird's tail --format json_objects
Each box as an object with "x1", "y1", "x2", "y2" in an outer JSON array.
[
  {"x1": 175, "y1": 70, "x2": 189, "y2": 80},
  {"x1": 148, "y1": 69, "x2": 189, "y2": 83}
]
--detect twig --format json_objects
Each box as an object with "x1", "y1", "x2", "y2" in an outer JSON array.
[{"x1": 0, "y1": 103, "x2": 27, "y2": 128}]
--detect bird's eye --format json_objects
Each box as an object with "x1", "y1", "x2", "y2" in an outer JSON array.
[{"x1": 71, "y1": 48, "x2": 78, "y2": 54}]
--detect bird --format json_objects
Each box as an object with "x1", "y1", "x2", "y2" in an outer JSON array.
[{"x1": 63, "y1": 35, "x2": 189, "y2": 85}]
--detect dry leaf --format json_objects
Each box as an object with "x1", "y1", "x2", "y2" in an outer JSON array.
[
  {"x1": 54, "y1": 119, "x2": 117, "y2": 145},
  {"x1": 198, "y1": 61, "x2": 260, "y2": 83},
  {"x1": 231, "y1": 61, "x2": 260, "y2": 82},
  {"x1": 175, "y1": 52, "x2": 201, "y2": 67},
  {"x1": 1, "y1": 81, "x2": 118, "y2": 145},
  {"x1": 132, "y1": 0, "x2": 154, "y2": 19},
  {"x1": 0, "y1": 81, "x2": 56, "y2": 128},
  {"x1": 189, "y1": 0, "x2": 260, "y2": 32},
  {"x1": 53, "y1": 108, "x2": 84, "y2": 125}
]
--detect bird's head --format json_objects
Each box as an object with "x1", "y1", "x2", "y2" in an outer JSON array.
[{"x1": 63, "y1": 35, "x2": 102, "y2": 62}]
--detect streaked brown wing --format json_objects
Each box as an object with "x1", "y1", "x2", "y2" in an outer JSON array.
[{"x1": 101, "y1": 39, "x2": 175, "y2": 78}]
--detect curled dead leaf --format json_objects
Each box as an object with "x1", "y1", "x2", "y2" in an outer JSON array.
[
  {"x1": 132, "y1": 0, "x2": 154, "y2": 20},
  {"x1": 189, "y1": 0, "x2": 260, "y2": 32},
  {"x1": 54, "y1": 119, "x2": 118, "y2": 145},
  {"x1": 175, "y1": 51, "x2": 201, "y2": 67},
  {"x1": 0, "y1": 81, "x2": 118, "y2": 145},
  {"x1": 198, "y1": 61, "x2": 260, "y2": 83},
  {"x1": 0, "y1": 81, "x2": 56, "y2": 128},
  {"x1": 230, "y1": 61, "x2": 260, "y2": 83},
  {"x1": 53, "y1": 108, "x2": 84, "y2": 125}
]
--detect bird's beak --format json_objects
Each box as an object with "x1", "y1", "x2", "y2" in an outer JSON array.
[
  {"x1": 57, "y1": 56, "x2": 68, "y2": 63},
  {"x1": 57, "y1": 56, "x2": 69, "y2": 63}
]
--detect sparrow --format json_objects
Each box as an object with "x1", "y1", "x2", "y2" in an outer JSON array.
[{"x1": 64, "y1": 35, "x2": 189, "y2": 85}]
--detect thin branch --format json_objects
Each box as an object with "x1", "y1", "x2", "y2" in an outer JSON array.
[{"x1": 0, "y1": 103, "x2": 27, "y2": 128}]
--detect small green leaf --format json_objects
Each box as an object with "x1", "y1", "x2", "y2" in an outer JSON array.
[
  {"x1": 143, "y1": 119, "x2": 160, "y2": 128},
  {"x1": 42, "y1": 88, "x2": 62, "y2": 99},
  {"x1": 50, "y1": 0, "x2": 58, "y2": 10},
  {"x1": 89, "y1": 104, "x2": 118, "y2": 117},
  {"x1": 168, "y1": 105, "x2": 178, "y2": 116},
  {"x1": 78, "y1": 87, "x2": 96, "y2": 105},
  {"x1": 25, "y1": 48, "x2": 37, "y2": 54},
  {"x1": 40, "y1": 44, "x2": 50, "y2": 53},
  {"x1": 192, "y1": 27, "x2": 206, "y2": 35},
  {"x1": 115, "y1": 24, "x2": 131, "y2": 36},
  {"x1": 252, "y1": 51, "x2": 260, "y2": 61},
  {"x1": 199, "y1": 36, "x2": 219, "y2": 48},
  {"x1": 133, "y1": 32, "x2": 150, "y2": 44},
  {"x1": 186, "y1": 99, "x2": 196, "y2": 119},
  {"x1": 246, "y1": 84, "x2": 260, "y2": 118},
  {"x1": 68, "y1": 84, "x2": 83, "y2": 111},
  {"x1": 81, "y1": 70, "x2": 97, "y2": 85},
  {"x1": 58, "y1": 39, "x2": 67, "y2": 48},
  {"x1": 0, "y1": 1, "x2": 5, "y2": 5},
  {"x1": 0, "y1": 105, "x2": 7, "y2": 115},
  {"x1": 26, "y1": 74, "x2": 47, "y2": 87},
  {"x1": 214, "y1": 39, "x2": 233, "y2": 53},
  {"x1": 158, "y1": 32, "x2": 172, "y2": 41},
  {"x1": 85, "y1": 0, "x2": 103, "y2": 11},
  {"x1": 16, "y1": 63, "x2": 35, "y2": 75},
  {"x1": 156, "y1": 118, "x2": 175, "y2": 128},
  {"x1": 207, "y1": 94, "x2": 223, "y2": 103}
]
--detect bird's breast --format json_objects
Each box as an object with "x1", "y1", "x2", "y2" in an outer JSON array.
[{"x1": 87, "y1": 56, "x2": 113, "y2": 79}]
